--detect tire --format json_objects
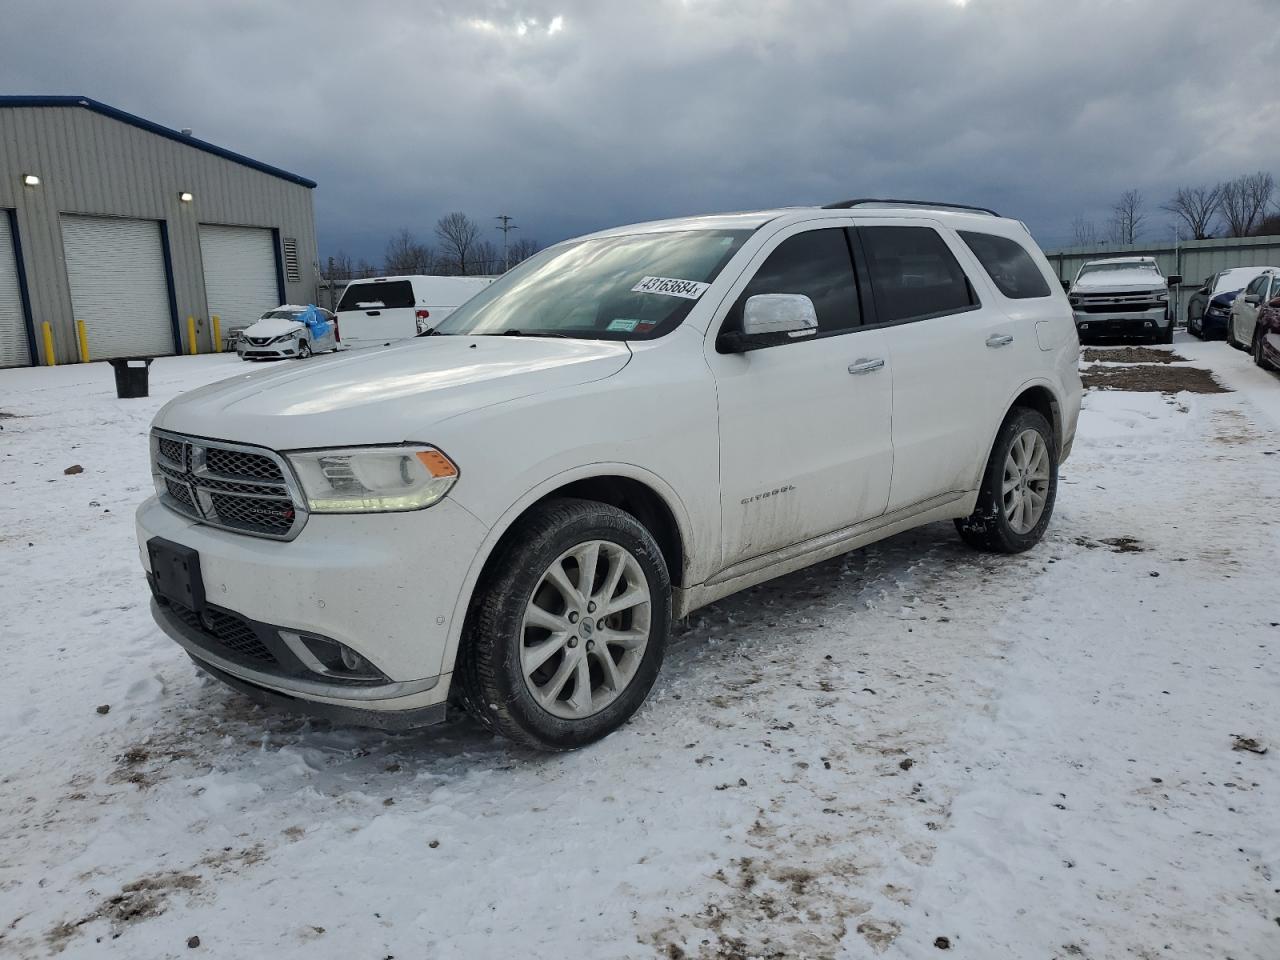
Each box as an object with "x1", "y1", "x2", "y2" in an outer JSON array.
[
  {"x1": 458, "y1": 497, "x2": 671, "y2": 751},
  {"x1": 955, "y1": 407, "x2": 1058, "y2": 554},
  {"x1": 297, "y1": 340, "x2": 312, "y2": 359},
  {"x1": 1159, "y1": 323, "x2": 1174, "y2": 345},
  {"x1": 1255, "y1": 332, "x2": 1271, "y2": 370},
  {"x1": 1226, "y1": 321, "x2": 1242, "y2": 350},
  {"x1": 1188, "y1": 309, "x2": 1202, "y2": 339}
]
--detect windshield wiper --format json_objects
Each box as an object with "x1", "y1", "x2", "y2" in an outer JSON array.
[
  {"x1": 414, "y1": 327, "x2": 446, "y2": 338},
  {"x1": 496, "y1": 329, "x2": 574, "y2": 339}
]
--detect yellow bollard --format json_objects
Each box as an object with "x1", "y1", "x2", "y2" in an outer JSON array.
[
  {"x1": 187, "y1": 316, "x2": 198, "y2": 356},
  {"x1": 41, "y1": 321, "x2": 56, "y2": 366},
  {"x1": 211, "y1": 315, "x2": 222, "y2": 353},
  {"x1": 76, "y1": 319, "x2": 90, "y2": 363}
]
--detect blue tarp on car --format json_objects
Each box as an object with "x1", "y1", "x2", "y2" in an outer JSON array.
[{"x1": 297, "y1": 305, "x2": 331, "y2": 339}]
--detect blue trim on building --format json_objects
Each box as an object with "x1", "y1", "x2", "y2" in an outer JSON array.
[
  {"x1": 5, "y1": 208, "x2": 39, "y2": 365},
  {"x1": 157, "y1": 220, "x2": 183, "y2": 355},
  {"x1": 270, "y1": 227, "x2": 287, "y2": 305},
  {"x1": 0, "y1": 96, "x2": 316, "y2": 189}
]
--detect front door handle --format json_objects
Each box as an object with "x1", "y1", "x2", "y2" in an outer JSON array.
[
  {"x1": 848, "y1": 358, "x2": 885, "y2": 375},
  {"x1": 986, "y1": 334, "x2": 1014, "y2": 348}
]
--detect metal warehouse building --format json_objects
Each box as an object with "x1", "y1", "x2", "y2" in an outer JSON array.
[{"x1": 0, "y1": 96, "x2": 317, "y2": 367}]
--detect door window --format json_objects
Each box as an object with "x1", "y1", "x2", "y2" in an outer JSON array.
[
  {"x1": 860, "y1": 226, "x2": 978, "y2": 323},
  {"x1": 957, "y1": 231, "x2": 1051, "y2": 299},
  {"x1": 722, "y1": 228, "x2": 860, "y2": 340}
]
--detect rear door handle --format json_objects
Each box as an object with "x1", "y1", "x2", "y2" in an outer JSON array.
[
  {"x1": 848, "y1": 358, "x2": 885, "y2": 375},
  {"x1": 986, "y1": 334, "x2": 1014, "y2": 348}
]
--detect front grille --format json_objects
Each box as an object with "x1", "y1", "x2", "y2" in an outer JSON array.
[
  {"x1": 1077, "y1": 301, "x2": 1163, "y2": 314},
  {"x1": 167, "y1": 600, "x2": 277, "y2": 664},
  {"x1": 153, "y1": 431, "x2": 305, "y2": 540},
  {"x1": 248, "y1": 336, "x2": 272, "y2": 346},
  {"x1": 205, "y1": 447, "x2": 284, "y2": 483}
]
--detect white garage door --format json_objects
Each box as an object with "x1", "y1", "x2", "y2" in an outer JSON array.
[
  {"x1": 0, "y1": 219, "x2": 31, "y2": 368},
  {"x1": 200, "y1": 225, "x2": 280, "y2": 330},
  {"x1": 61, "y1": 215, "x2": 174, "y2": 359}
]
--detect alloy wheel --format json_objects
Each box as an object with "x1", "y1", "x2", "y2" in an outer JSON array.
[
  {"x1": 520, "y1": 540, "x2": 652, "y2": 720},
  {"x1": 1003, "y1": 429, "x2": 1051, "y2": 535}
]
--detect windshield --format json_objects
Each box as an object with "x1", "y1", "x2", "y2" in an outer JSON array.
[
  {"x1": 433, "y1": 229, "x2": 751, "y2": 340},
  {"x1": 263, "y1": 309, "x2": 303, "y2": 320}
]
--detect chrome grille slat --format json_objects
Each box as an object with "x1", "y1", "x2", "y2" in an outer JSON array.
[{"x1": 152, "y1": 430, "x2": 307, "y2": 541}]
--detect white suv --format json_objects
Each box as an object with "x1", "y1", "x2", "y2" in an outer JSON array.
[{"x1": 137, "y1": 200, "x2": 1082, "y2": 750}]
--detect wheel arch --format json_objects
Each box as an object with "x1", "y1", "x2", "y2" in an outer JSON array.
[
  {"x1": 440, "y1": 465, "x2": 695, "y2": 678},
  {"x1": 981, "y1": 379, "x2": 1064, "y2": 474}
]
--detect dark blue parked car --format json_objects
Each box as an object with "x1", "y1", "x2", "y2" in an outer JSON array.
[{"x1": 1187, "y1": 267, "x2": 1269, "y2": 339}]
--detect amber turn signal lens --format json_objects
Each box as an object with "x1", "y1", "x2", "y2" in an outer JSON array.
[{"x1": 416, "y1": 449, "x2": 458, "y2": 478}]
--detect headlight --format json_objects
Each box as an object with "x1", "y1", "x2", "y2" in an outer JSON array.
[
  {"x1": 1155, "y1": 293, "x2": 1168, "y2": 302},
  {"x1": 286, "y1": 445, "x2": 458, "y2": 513},
  {"x1": 269, "y1": 332, "x2": 300, "y2": 345}
]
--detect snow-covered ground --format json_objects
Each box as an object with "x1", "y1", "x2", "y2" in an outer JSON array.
[{"x1": 1, "y1": 339, "x2": 1276, "y2": 959}]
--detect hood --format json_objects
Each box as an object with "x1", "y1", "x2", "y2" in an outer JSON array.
[
  {"x1": 1209, "y1": 290, "x2": 1240, "y2": 307},
  {"x1": 1071, "y1": 269, "x2": 1167, "y2": 294},
  {"x1": 243, "y1": 317, "x2": 304, "y2": 338},
  {"x1": 155, "y1": 336, "x2": 632, "y2": 447}
]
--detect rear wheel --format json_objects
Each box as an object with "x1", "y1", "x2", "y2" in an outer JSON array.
[
  {"x1": 956, "y1": 407, "x2": 1057, "y2": 553},
  {"x1": 458, "y1": 498, "x2": 671, "y2": 751},
  {"x1": 1256, "y1": 331, "x2": 1272, "y2": 370}
]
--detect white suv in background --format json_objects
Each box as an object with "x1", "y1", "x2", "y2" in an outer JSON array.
[
  {"x1": 137, "y1": 200, "x2": 1081, "y2": 750},
  {"x1": 335, "y1": 274, "x2": 494, "y2": 348}
]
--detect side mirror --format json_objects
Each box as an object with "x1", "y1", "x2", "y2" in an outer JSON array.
[
  {"x1": 1059, "y1": 278, "x2": 1071, "y2": 292},
  {"x1": 1166, "y1": 274, "x2": 1182, "y2": 286},
  {"x1": 1244, "y1": 294, "x2": 1262, "y2": 305},
  {"x1": 1198, "y1": 287, "x2": 1210, "y2": 296},
  {"x1": 720, "y1": 294, "x2": 819, "y2": 352}
]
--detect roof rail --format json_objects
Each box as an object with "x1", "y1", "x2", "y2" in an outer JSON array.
[{"x1": 821, "y1": 198, "x2": 1000, "y2": 217}]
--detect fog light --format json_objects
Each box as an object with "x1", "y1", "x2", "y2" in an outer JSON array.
[{"x1": 280, "y1": 631, "x2": 387, "y2": 683}]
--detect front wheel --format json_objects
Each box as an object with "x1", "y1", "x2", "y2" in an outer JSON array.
[
  {"x1": 1256, "y1": 331, "x2": 1272, "y2": 370},
  {"x1": 458, "y1": 498, "x2": 671, "y2": 751},
  {"x1": 296, "y1": 340, "x2": 312, "y2": 359},
  {"x1": 956, "y1": 407, "x2": 1058, "y2": 553},
  {"x1": 1226, "y1": 321, "x2": 1242, "y2": 350},
  {"x1": 1159, "y1": 323, "x2": 1174, "y2": 345}
]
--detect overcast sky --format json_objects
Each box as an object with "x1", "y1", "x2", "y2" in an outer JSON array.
[{"x1": 6, "y1": 0, "x2": 1280, "y2": 263}]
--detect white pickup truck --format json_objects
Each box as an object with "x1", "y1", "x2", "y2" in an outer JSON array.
[
  {"x1": 1068, "y1": 256, "x2": 1181, "y2": 344},
  {"x1": 137, "y1": 200, "x2": 1082, "y2": 750}
]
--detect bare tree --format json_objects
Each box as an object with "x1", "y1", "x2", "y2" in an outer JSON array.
[
  {"x1": 1070, "y1": 217, "x2": 1100, "y2": 247},
  {"x1": 434, "y1": 212, "x2": 482, "y2": 275},
  {"x1": 1218, "y1": 171, "x2": 1276, "y2": 237},
  {"x1": 470, "y1": 239, "x2": 500, "y2": 275},
  {"x1": 355, "y1": 257, "x2": 378, "y2": 278},
  {"x1": 1161, "y1": 185, "x2": 1221, "y2": 240},
  {"x1": 1108, "y1": 189, "x2": 1146, "y2": 245},
  {"x1": 507, "y1": 237, "x2": 541, "y2": 267},
  {"x1": 1256, "y1": 212, "x2": 1280, "y2": 237},
  {"x1": 384, "y1": 228, "x2": 434, "y2": 275}
]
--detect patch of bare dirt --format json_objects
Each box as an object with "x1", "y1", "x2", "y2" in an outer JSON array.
[
  {"x1": 46, "y1": 872, "x2": 200, "y2": 952},
  {"x1": 1081, "y1": 365, "x2": 1227, "y2": 394},
  {"x1": 1082, "y1": 347, "x2": 1186, "y2": 364}
]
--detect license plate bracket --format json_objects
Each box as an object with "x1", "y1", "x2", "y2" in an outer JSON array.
[{"x1": 147, "y1": 537, "x2": 205, "y2": 612}]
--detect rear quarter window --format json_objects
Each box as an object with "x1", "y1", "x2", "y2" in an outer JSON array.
[
  {"x1": 338, "y1": 280, "x2": 416, "y2": 311},
  {"x1": 958, "y1": 231, "x2": 1051, "y2": 299}
]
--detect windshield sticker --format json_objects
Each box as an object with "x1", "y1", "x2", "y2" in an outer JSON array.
[
  {"x1": 607, "y1": 318, "x2": 640, "y2": 332},
  {"x1": 631, "y1": 276, "x2": 710, "y2": 300}
]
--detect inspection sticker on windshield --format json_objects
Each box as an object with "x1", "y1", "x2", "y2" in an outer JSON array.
[{"x1": 631, "y1": 276, "x2": 709, "y2": 300}]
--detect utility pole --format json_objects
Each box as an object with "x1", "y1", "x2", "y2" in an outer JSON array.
[{"x1": 495, "y1": 215, "x2": 518, "y2": 273}]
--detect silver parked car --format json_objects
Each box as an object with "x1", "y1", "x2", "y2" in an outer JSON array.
[{"x1": 236, "y1": 305, "x2": 338, "y2": 360}]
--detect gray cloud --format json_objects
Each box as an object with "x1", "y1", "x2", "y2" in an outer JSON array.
[{"x1": 5, "y1": 0, "x2": 1279, "y2": 259}]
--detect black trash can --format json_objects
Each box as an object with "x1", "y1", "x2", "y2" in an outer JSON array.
[{"x1": 107, "y1": 357, "x2": 154, "y2": 399}]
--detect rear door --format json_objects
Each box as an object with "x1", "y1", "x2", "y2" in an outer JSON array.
[
  {"x1": 336, "y1": 278, "x2": 419, "y2": 347},
  {"x1": 707, "y1": 222, "x2": 893, "y2": 568},
  {"x1": 855, "y1": 219, "x2": 1021, "y2": 511}
]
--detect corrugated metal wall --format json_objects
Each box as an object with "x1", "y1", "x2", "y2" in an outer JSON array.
[
  {"x1": 0, "y1": 105, "x2": 317, "y2": 364},
  {"x1": 1044, "y1": 235, "x2": 1280, "y2": 288}
]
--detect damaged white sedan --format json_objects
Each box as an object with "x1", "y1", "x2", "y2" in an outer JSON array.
[{"x1": 236, "y1": 305, "x2": 338, "y2": 360}]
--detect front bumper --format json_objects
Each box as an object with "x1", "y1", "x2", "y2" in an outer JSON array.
[
  {"x1": 1073, "y1": 307, "x2": 1168, "y2": 338},
  {"x1": 136, "y1": 494, "x2": 489, "y2": 715},
  {"x1": 237, "y1": 342, "x2": 300, "y2": 360},
  {"x1": 1199, "y1": 311, "x2": 1230, "y2": 337}
]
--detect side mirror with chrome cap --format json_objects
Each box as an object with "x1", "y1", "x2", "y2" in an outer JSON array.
[{"x1": 719, "y1": 293, "x2": 819, "y2": 353}]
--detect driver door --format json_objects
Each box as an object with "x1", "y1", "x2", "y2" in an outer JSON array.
[{"x1": 706, "y1": 224, "x2": 893, "y2": 570}]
